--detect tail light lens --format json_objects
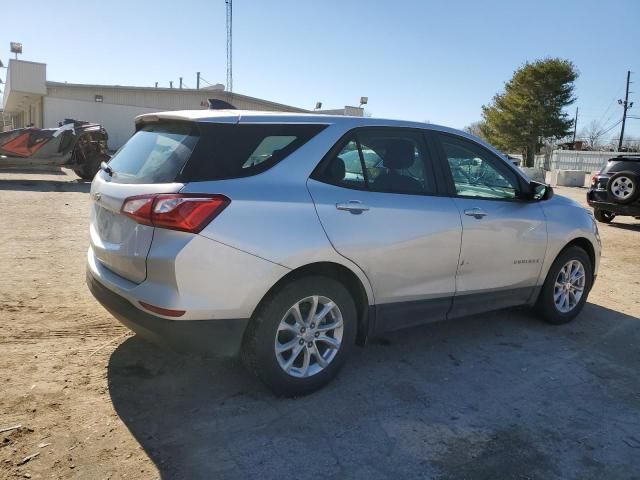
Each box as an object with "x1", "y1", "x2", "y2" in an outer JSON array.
[
  {"x1": 121, "y1": 194, "x2": 230, "y2": 233},
  {"x1": 591, "y1": 174, "x2": 598, "y2": 186}
]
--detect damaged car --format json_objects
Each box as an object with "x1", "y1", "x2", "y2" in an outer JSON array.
[{"x1": 0, "y1": 119, "x2": 109, "y2": 179}]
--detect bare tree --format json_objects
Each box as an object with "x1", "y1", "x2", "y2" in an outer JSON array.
[
  {"x1": 579, "y1": 120, "x2": 606, "y2": 150},
  {"x1": 463, "y1": 121, "x2": 487, "y2": 140},
  {"x1": 623, "y1": 136, "x2": 640, "y2": 152}
]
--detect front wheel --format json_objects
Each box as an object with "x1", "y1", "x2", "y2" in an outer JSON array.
[
  {"x1": 593, "y1": 208, "x2": 615, "y2": 223},
  {"x1": 534, "y1": 246, "x2": 593, "y2": 325},
  {"x1": 242, "y1": 276, "x2": 357, "y2": 396}
]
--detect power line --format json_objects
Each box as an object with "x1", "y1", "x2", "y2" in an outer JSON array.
[
  {"x1": 600, "y1": 119, "x2": 623, "y2": 137},
  {"x1": 597, "y1": 97, "x2": 617, "y2": 125},
  {"x1": 198, "y1": 75, "x2": 214, "y2": 86}
]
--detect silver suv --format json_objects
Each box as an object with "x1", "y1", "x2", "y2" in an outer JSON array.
[{"x1": 87, "y1": 110, "x2": 601, "y2": 396}]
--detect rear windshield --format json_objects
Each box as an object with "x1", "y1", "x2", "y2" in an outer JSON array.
[
  {"x1": 108, "y1": 122, "x2": 197, "y2": 184},
  {"x1": 106, "y1": 122, "x2": 327, "y2": 184},
  {"x1": 603, "y1": 158, "x2": 640, "y2": 174}
]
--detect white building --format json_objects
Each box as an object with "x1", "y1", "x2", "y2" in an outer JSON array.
[{"x1": 2, "y1": 59, "x2": 363, "y2": 149}]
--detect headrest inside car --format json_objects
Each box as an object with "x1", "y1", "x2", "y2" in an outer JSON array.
[{"x1": 382, "y1": 139, "x2": 415, "y2": 170}]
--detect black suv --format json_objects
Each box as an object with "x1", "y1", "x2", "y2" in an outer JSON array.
[{"x1": 587, "y1": 155, "x2": 640, "y2": 223}]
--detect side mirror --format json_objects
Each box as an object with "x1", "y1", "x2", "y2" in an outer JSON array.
[{"x1": 529, "y1": 181, "x2": 553, "y2": 201}]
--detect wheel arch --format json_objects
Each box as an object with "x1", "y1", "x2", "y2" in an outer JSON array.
[
  {"x1": 250, "y1": 261, "x2": 373, "y2": 346},
  {"x1": 565, "y1": 237, "x2": 596, "y2": 275},
  {"x1": 532, "y1": 236, "x2": 598, "y2": 307}
]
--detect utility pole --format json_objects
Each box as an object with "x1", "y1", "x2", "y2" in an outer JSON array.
[
  {"x1": 618, "y1": 70, "x2": 634, "y2": 151},
  {"x1": 226, "y1": 0, "x2": 233, "y2": 92},
  {"x1": 196, "y1": 72, "x2": 200, "y2": 90},
  {"x1": 572, "y1": 106, "x2": 578, "y2": 143},
  {"x1": 179, "y1": 77, "x2": 183, "y2": 89}
]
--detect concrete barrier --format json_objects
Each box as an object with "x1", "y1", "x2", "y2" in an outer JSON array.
[
  {"x1": 545, "y1": 170, "x2": 592, "y2": 187},
  {"x1": 555, "y1": 170, "x2": 588, "y2": 187}
]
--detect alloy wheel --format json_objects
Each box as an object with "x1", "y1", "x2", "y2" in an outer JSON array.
[
  {"x1": 274, "y1": 295, "x2": 344, "y2": 378},
  {"x1": 553, "y1": 260, "x2": 586, "y2": 313},
  {"x1": 611, "y1": 176, "x2": 634, "y2": 201}
]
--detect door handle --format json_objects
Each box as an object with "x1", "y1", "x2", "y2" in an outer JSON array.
[
  {"x1": 336, "y1": 200, "x2": 369, "y2": 214},
  {"x1": 464, "y1": 208, "x2": 488, "y2": 219}
]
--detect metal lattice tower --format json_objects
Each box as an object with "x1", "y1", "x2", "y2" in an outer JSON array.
[{"x1": 226, "y1": 0, "x2": 233, "y2": 93}]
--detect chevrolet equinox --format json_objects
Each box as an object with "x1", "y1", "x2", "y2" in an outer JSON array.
[{"x1": 87, "y1": 110, "x2": 601, "y2": 396}]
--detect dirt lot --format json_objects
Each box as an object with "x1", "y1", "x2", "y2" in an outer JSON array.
[{"x1": 1, "y1": 169, "x2": 639, "y2": 479}]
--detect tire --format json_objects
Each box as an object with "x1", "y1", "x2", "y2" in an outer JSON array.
[
  {"x1": 593, "y1": 208, "x2": 615, "y2": 223},
  {"x1": 242, "y1": 276, "x2": 357, "y2": 397},
  {"x1": 534, "y1": 246, "x2": 593, "y2": 325},
  {"x1": 74, "y1": 152, "x2": 109, "y2": 180},
  {"x1": 607, "y1": 171, "x2": 639, "y2": 205}
]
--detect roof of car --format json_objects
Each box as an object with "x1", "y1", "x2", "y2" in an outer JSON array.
[
  {"x1": 609, "y1": 155, "x2": 640, "y2": 161},
  {"x1": 134, "y1": 109, "x2": 473, "y2": 138},
  {"x1": 133, "y1": 110, "x2": 524, "y2": 175}
]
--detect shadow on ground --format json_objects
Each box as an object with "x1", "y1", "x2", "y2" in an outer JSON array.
[
  {"x1": 607, "y1": 221, "x2": 640, "y2": 232},
  {"x1": 0, "y1": 178, "x2": 90, "y2": 193},
  {"x1": 108, "y1": 304, "x2": 640, "y2": 479}
]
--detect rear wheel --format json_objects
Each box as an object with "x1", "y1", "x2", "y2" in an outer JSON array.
[
  {"x1": 534, "y1": 246, "x2": 592, "y2": 325},
  {"x1": 607, "y1": 171, "x2": 639, "y2": 204},
  {"x1": 593, "y1": 208, "x2": 615, "y2": 223},
  {"x1": 242, "y1": 276, "x2": 357, "y2": 396}
]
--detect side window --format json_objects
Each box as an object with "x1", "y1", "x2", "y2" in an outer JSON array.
[
  {"x1": 357, "y1": 130, "x2": 435, "y2": 195},
  {"x1": 321, "y1": 138, "x2": 367, "y2": 188},
  {"x1": 438, "y1": 134, "x2": 520, "y2": 199}
]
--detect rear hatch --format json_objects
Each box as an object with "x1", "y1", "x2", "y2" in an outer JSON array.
[
  {"x1": 90, "y1": 115, "x2": 327, "y2": 284},
  {"x1": 90, "y1": 121, "x2": 198, "y2": 283},
  {"x1": 592, "y1": 157, "x2": 640, "y2": 191}
]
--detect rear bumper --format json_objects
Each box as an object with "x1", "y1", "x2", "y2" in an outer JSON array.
[
  {"x1": 87, "y1": 269, "x2": 249, "y2": 357},
  {"x1": 587, "y1": 190, "x2": 640, "y2": 216}
]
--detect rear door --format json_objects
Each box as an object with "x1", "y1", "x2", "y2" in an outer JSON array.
[
  {"x1": 89, "y1": 121, "x2": 197, "y2": 283},
  {"x1": 307, "y1": 127, "x2": 462, "y2": 332}
]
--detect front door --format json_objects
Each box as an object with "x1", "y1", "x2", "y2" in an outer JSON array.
[
  {"x1": 432, "y1": 132, "x2": 547, "y2": 318},
  {"x1": 307, "y1": 127, "x2": 462, "y2": 332}
]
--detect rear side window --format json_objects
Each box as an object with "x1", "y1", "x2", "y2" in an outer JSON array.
[
  {"x1": 604, "y1": 159, "x2": 640, "y2": 174},
  {"x1": 183, "y1": 123, "x2": 327, "y2": 181},
  {"x1": 107, "y1": 122, "x2": 326, "y2": 184}
]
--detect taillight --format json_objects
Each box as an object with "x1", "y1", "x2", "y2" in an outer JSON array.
[
  {"x1": 121, "y1": 194, "x2": 230, "y2": 233},
  {"x1": 591, "y1": 174, "x2": 598, "y2": 186}
]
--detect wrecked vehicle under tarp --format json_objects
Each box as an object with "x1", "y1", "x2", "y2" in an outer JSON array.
[{"x1": 0, "y1": 119, "x2": 110, "y2": 179}]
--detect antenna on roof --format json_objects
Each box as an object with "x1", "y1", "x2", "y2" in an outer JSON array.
[{"x1": 208, "y1": 99, "x2": 237, "y2": 110}]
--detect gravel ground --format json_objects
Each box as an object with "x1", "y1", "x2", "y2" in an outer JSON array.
[{"x1": 1, "y1": 169, "x2": 639, "y2": 479}]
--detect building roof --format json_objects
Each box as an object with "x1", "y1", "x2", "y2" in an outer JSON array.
[{"x1": 45, "y1": 81, "x2": 309, "y2": 113}]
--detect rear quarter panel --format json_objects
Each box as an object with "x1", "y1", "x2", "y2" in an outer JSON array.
[{"x1": 181, "y1": 180, "x2": 375, "y2": 306}]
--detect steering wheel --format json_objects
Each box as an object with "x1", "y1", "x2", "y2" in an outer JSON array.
[{"x1": 465, "y1": 159, "x2": 489, "y2": 184}]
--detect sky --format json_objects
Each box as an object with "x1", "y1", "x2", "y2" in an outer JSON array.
[{"x1": 2, "y1": 0, "x2": 639, "y2": 141}]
